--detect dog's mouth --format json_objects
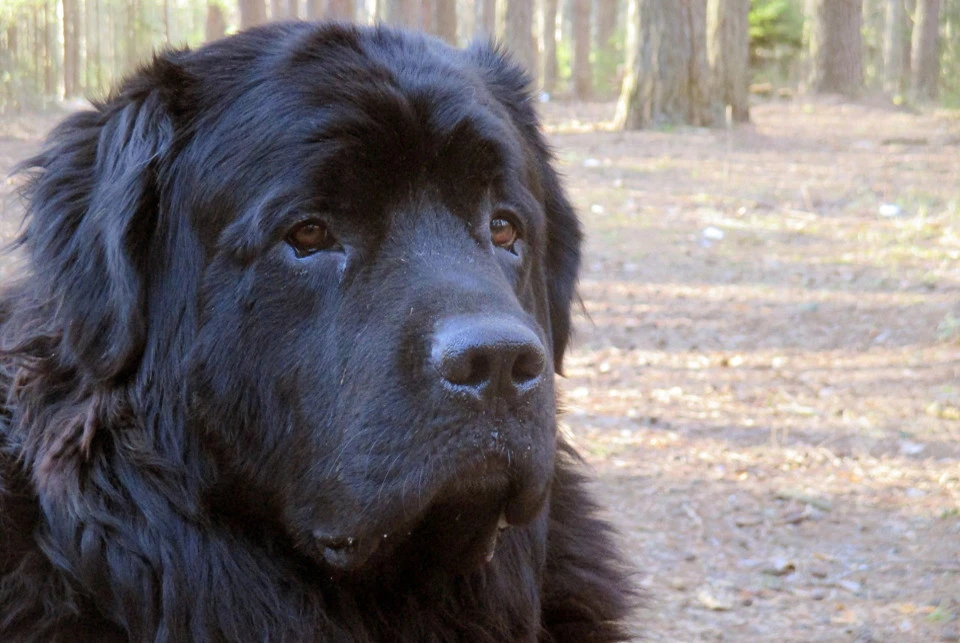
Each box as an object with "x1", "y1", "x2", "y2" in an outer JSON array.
[
  {"x1": 313, "y1": 505, "x2": 512, "y2": 573},
  {"x1": 310, "y1": 464, "x2": 547, "y2": 575}
]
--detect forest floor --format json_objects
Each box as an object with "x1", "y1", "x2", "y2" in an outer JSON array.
[{"x1": 2, "y1": 97, "x2": 960, "y2": 641}]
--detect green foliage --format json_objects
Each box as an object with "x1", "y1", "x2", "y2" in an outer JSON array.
[
  {"x1": 748, "y1": 0, "x2": 804, "y2": 61},
  {"x1": 592, "y1": 28, "x2": 625, "y2": 98},
  {"x1": 942, "y1": 1, "x2": 960, "y2": 107},
  {"x1": 556, "y1": 37, "x2": 572, "y2": 89}
]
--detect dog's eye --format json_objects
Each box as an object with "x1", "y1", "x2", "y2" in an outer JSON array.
[
  {"x1": 490, "y1": 217, "x2": 518, "y2": 251},
  {"x1": 287, "y1": 220, "x2": 338, "y2": 256}
]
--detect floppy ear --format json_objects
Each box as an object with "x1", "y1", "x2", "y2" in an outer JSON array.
[
  {"x1": 18, "y1": 67, "x2": 180, "y2": 383},
  {"x1": 537, "y1": 158, "x2": 583, "y2": 373},
  {"x1": 468, "y1": 43, "x2": 583, "y2": 372}
]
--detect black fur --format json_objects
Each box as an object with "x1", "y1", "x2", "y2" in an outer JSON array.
[{"x1": 0, "y1": 23, "x2": 635, "y2": 642}]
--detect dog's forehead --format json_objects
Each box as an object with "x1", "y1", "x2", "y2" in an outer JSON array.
[
  {"x1": 275, "y1": 29, "x2": 524, "y2": 169},
  {"x1": 189, "y1": 25, "x2": 517, "y2": 150},
  {"x1": 183, "y1": 27, "x2": 532, "y2": 241}
]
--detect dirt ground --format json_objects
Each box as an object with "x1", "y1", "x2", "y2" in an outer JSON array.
[{"x1": 2, "y1": 97, "x2": 959, "y2": 641}]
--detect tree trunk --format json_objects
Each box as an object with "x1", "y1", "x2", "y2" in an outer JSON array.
[
  {"x1": 382, "y1": 0, "x2": 419, "y2": 27},
  {"x1": 86, "y1": 0, "x2": 99, "y2": 94},
  {"x1": 686, "y1": 0, "x2": 712, "y2": 124},
  {"x1": 45, "y1": 0, "x2": 59, "y2": 96},
  {"x1": 239, "y1": 0, "x2": 267, "y2": 28},
  {"x1": 910, "y1": 0, "x2": 940, "y2": 100},
  {"x1": 800, "y1": 0, "x2": 817, "y2": 87},
  {"x1": 541, "y1": 0, "x2": 558, "y2": 92},
  {"x1": 572, "y1": 0, "x2": 592, "y2": 98},
  {"x1": 435, "y1": 0, "x2": 457, "y2": 43},
  {"x1": 708, "y1": 0, "x2": 750, "y2": 123},
  {"x1": 883, "y1": 0, "x2": 905, "y2": 93},
  {"x1": 809, "y1": 0, "x2": 863, "y2": 95},
  {"x1": 615, "y1": 0, "x2": 714, "y2": 130},
  {"x1": 902, "y1": 0, "x2": 916, "y2": 77},
  {"x1": 62, "y1": 0, "x2": 80, "y2": 98},
  {"x1": 163, "y1": 0, "x2": 171, "y2": 42},
  {"x1": 127, "y1": 0, "x2": 140, "y2": 65},
  {"x1": 421, "y1": 0, "x2": 437, "y2": 31},
  {"x1": 33, "y1": 6, "x2": 42, "y2": 93},
  {"x1": 595, "y1": 0, "x2": 617, "y2": 52},
  {"x1": 326, "y1": 0, "x2": 354, "y2": 20},
  {"x1": 505, "y1": 0, "x2": 536, "y2": 78},
  {"x1": 32, "y1": 4, "x2": 43, "y2": 95},
  {"x1": 476, "y1": 0, "x2": 497, "y2": 38},
  {"x1": 206, "y1": 2, "x2": 227, "y2": 41},
  {"x1": 862, "y1": 0, "x2": 885, "y2": 88}
]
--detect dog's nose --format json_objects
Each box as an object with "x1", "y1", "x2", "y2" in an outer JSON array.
[{"x1": 432, "y1": 316, "x2": 546, "y2": 406}]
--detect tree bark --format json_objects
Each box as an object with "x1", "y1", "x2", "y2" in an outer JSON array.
[
  {"x1": 615, "y1": 0, "x2": 653, "y2": 129},
  {"x1": 45, "y1": 0, "x2": 59, "y2": 96},
  {"x1": 615, "y1": 0, "x2": 714, "y2": 130},
  {"x1": 708, "y1": 0, "x2": 750, "y2": 123},
  {"x1": 902, "y1": 0, "x2": 916, "y2": 78},
  {"x1": 686, "y1": 0, "x2": 712, "y2": 124},
  {"x1": 572, "y1": 0, "x2": 592, "y2": 98},
  {"x1": 883, "y1": 0, "x2": 906, "y2": 93},
  {"x1": 239, "y1": 0, "x2": 267, "y2": 28},
  {"x1": 910, "y1": 0, "x2": 940, "y2": 100},
  {"x1": 809, "y1": 0, "x2": 863, "y2": 95},
  {"x1": 85, "y1": 0, "x2": 99, "y2": 94},
  {"x1": 206, "y1": 2, "x2": 227, "y2": 41},
  {"x1": 435, "y1": 0, "x2": 457, "y2": 43},
  {"x1": 163, "y1": 0, "x2": 172, "y2": 42},
  {"x1": 476, "y1": 0, "x2": 497, "y2": 38},
  {"x1": 595, "y1": 0, "x2": 617, "y2": 52},
  {"x1": 326, "y1": 0, "x2": 354, "y2": 20},
  {"x1": 382, "y1": 0, "x2": 419, "y2": 27},
  {"x1": 505, "y1": 0, "x2": 537, "y2": 78},
  {"x1": 421, "y1": 0, "x2": 437, "y2": 31},
  {"x1": 541, "y1": 0, "x2": 558, "y2": 92},
  {"x1": 62, "y1": 0, "x2": 80, "y2": 98}
]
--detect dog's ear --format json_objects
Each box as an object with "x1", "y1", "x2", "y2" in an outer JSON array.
[
  {"x1": 536, "y1": 154, "x2": 583, "y2": 374},
  {"x1": 18, "y1": 60, "x2": 185, "y2": 383},
  {"x1": 468, "y1": 44, "x2": 583, "y2": 373}
]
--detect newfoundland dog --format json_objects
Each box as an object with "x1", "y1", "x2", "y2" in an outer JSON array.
[{"x1": 0, "y1": 22, "x2": 634, "y2": 642}]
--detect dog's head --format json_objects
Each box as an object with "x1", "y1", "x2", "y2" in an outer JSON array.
[{"x1": 16, "y1": 24, "x2": 582, "y2": 575}]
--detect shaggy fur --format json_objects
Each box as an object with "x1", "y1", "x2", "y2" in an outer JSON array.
[{"x1": 0, "y1": 23, "x2": 634, "y2": 642}]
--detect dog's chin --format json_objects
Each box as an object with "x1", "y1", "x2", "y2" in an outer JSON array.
[
  {"x1": 309, "y1": 500, "x2": 512, "y2": 576},
  {"x1": 306, "y1": 473, "x2": 547, "y2": 577}
]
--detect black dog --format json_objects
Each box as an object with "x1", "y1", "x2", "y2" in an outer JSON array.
[{"x1": 0, "y1": 23, "x2": 634, "y2": 641}]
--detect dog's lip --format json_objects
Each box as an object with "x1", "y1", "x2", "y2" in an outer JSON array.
[
  {"x1": 313, "y1": 504, "x2": 516, "y2": 573},
  {"x1": 309, "y1": 454, "x2": 549, "y2": 573}
]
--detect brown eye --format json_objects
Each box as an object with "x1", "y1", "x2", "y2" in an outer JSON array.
[
  {"x1": 490, "y1": 217, "x2": 518, "y2": 251},
  {"x1": 287, "y1": 220, "x2": 337, "y2": 256}
]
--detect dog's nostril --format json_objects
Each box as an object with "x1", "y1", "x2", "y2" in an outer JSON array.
[
  {"x1": 511, "y1": 349, "x2": 545, "y2": 387},
  {"x1": 432, "y1": 316, "x2": 546, "y2": 405},
  {"x1": 437, "y1": 350, "x2": 491, "y2": 387}
]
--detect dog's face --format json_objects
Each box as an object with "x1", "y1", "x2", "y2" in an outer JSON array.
[{"x1": 20, "y1": 24, "x2": 581, "y2": 575}]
